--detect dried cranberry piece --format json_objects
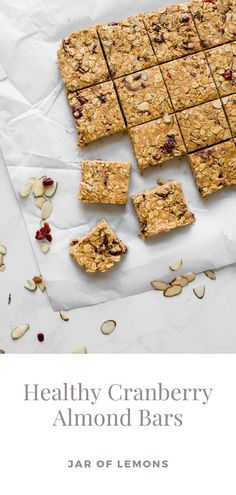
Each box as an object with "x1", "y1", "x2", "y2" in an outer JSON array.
[
  {"x1": 181, "y1": 15, "x2": 190, "y2": 23},
  {"x1": 221, "y1": 12, "x2": 227, "y2": 22},
  {"x1": 152, "y1": 24, "x2": 161, "y2": 32},
  {"x1": 92, "y1": 43, "x2": 98, "y2": 54},
  {"x1": 77, "y1": 96, "x2": 87, "y2": 105},
  {"x1": 46, "y1": 234, "x2": 52, "y2": 243},
  {"x1": 154, "y1": 34, "x2": 165, "y2": 44},
  {"x1": 201, "y1": 40, "x2": 208, "y2": 48},
  {"x1": 98, "y1": 93, "x2": 106, "y2": 103},
  {"x1": 182, "y1": 42, "x2": 192, "y2": 50},
  {"x1": 44, "y1": 223, "x2": 51, "y2": 234},
  {"x1": 43, "y1": 177, "x2": 54, "y2": 187},
  {"x1": 37, "y1": 333, "x2": 44, "y2": 342},
  {"x1": 204, "y1": 0, "x2": 215, "y2": 3},
  {"x1": 73, "y1": 108, "x2": 83, "y2": 119},
  {"x1": 161, "y1": 134, "x2": 177, "y2": 154},
  {"x1": 223, "y1": 69, "x2": 233, "y2": 80},
  {"x1": 133, "y1": 74, "x2": 142, "y2": 81},
  {"x1": 35, "y1": 228, "x2": 47, "y2": 240}
]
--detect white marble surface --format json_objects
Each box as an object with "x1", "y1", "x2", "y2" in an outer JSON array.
[{"x1": 0, "y1": 150, "x2": 236, "y2": 354}]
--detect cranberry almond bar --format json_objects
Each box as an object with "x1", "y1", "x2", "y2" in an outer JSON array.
[
  {"x1": 161, "y1": 52, "x2": 218, "y2": 111},
  {"x1": 69, "y1": 220, "x2": 128, "y2": 272},
  {"x1": 67, "y1": 81, "x2": 125, "y2": 146},
  {"x1": 115, "y1": 66, "x2": 173, "y2": 127},
  {"x1": 188, "y1": 139, "x2": 236, "y2": 197},
  {"x1": 79, "y1": 160, "x2": 131, "y2": 204},
  {"x1": 57, "y1": 28, "x2": 110, "y2": 91},
  {"x1": 206, "y1": 42, "x2": 236, "y2": 96},
  {"x1": 129, "y1": 114, "x2": 186, "y2": 171},
  {"x1": 190, "y1": 0, "x2": 236, "y2": 49},
  {"x1": 222, "y1": 93, "x2": 236, "y2": 135},
  {"x1": 143, "y1": 4, "x2": 201, "y2": 64},
  {"x1": 177, "y1": 99, "x2": 231, "y2": 152},
  {"x1": 132, "y1": 181, "x2": 195, "y2": 239},
  {"x1": 97, "y1": 16, "x2": 156, "y2": 79}
]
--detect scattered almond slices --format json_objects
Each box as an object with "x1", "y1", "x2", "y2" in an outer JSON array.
[
  {"x1": 171, "y1": 276, "x2": 189, "y2": 288},
  {"x1": 33, "y1": 178, "x2": 45, "y2": 198},
  {"x1": 24, "y1": 279, "x2": 37, "y2": 292},
  {"x1": 151, "y1": 280, "x2": 170, "y2": 291},
  {"x1": 34, "y1": 196, "x2": 46, "y2": 209},
  {"x1": 101, "y1": 320, "x2": 116, "y2": 335},
  {"x1": 0, "y1": 244, "x2": 7, "y2": 272},
  {"x1": 11, "y1": 324, "x2": 30, "y2": 340},
  {"x1": 164, "y1": 285, "x2": 182, "y2": 297},
  {"x1": 193, "y1": 285, "x2": 205, "y2": 299},
  {"x1": 40, "y1": 242, "x2": 50, "y2": 254},
  {"x1": 169, "y1": 259, "x2": 183, "y2": 271},
  {"x1": 19, "y1": 178, "x2": 35, "y2": 198},
  {"x1": 72, "y1": 346, "x2": 87, "y2": 354},
  {"x1": 183, "y1": 272, "x2": 196, "y2": 283},
  {"x1": 59, "y1": 310, "x2": 69, "y2": 321},
  {"x1": 204, "y1": 270, "x2": 216, "y2": 280},
  {"x1": 41, "y1": 200, "x2": 53, "y2": 220},
  {"x1": 44, "y1": 181, "x2": 58, "y2": 197},
  {"x1": 0, "y1": 244, "x2": 7, "y2": 255}
]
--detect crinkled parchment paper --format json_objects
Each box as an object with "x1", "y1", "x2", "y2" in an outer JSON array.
[{"x1": 0, "y1": 0, "x2": 236, "y2": 310}]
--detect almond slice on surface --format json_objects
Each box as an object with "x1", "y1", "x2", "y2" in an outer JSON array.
[
  {"x1": 33, "y1": 178, "x2": 45, "y2": 198},
  {"x1": 171, "y1": 276, "x2": 189, "y2": 287},
  {"x1": 151, "y1": 280, "x2": 169, "y2": 291},
  {"x1": 59, "y1": 310, "x2": 69, "y2": 321},
  {"x1": 24, "y1": 279, "x2": 37, "y2": 292},
  {"x1": 183, "y1": 272, "x2": 196, "y2": 283},
  {"x1": 204, "y1": 270, "x2": 216, "y2": 280},
  {"x1": 11, "y1": 324, "x2": 30, "y2": 340},
  {"x1": 40, "y1": 242, "x2": 50, "y2": 254},
  {"x1": 193, "y1": 285, "x2": 205, "y2": 299},
  {"x1": 34, "y1": 196, "x2": 46, "y2": 209},
  {"x1": 19, "y1": 178, "x2": 35, "y2": 198},
  {"x1": 101, "y1": 320, "x2": 116, "y2": 335},
  {"x1": 0, "y1": 253, "x2": 3, "y2": 266},
  {"x1": 44, "y1": 181, "x2": 58, "y2": 197},
  {"x1": 0, "y1": 244, "x2": 7, "y2": 255},
  {"x1": 169, "y1": 259, "x2": 182, "y2": 271},
  {"x1": 41, "y1": 200, "x2": 53, "y2": 220},
  {"x1": 0, "y1": 264, "x2": 6, "y2": 272},
  {"x1": 72, "y1": 346, "x2": 87, "y2": 354},
  {"x1": 164, "y1": 285, "x2": 182, "y2": 297}
]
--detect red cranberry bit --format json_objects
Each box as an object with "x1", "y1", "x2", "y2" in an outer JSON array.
[
  {"x1": 181, "y1": 15, "x2": 190, "y2": 23},
  {"x1": 44, "y1": 223, "x2": 51, "y2": 234},
  {"x1": 35, "y1": 227, "x2": 47, "y2": 240},
  {"x1": 73, "y1": 107, "x2": 83, "y2": 119},
  {"x1": 182, "y1": 42, "x2": 192, "y2": 50},
  {"x1": 203, "y1": 0, "x2": 215, "y2": 3},
  {"x1": 77, "y1": 96, "x2": 87, "y2": 105},
  {"x1": 223, "y1": 69, "x2": 233, "y2": 80},
  {"x1": 46, "y1": 234, "x2": 52, "y2": 243},
  {"x1": 98, "y1": 93, "x2": 106, "y2": 103},
  {"x1": 162, "y1": 134, "x2": 177, "y2": 154},
  {"x1": 152, "y1": 24, "x2": 161, "y2": 33},
  {"x1": 43, "y1": 177, "x2": 54, "y2": 187},
  {"x1": 37, "y1": 333, "x2": 44, "y2": 342},
  {"x1": 155, "y1": 34, "x2": 165, "y2": 44}
]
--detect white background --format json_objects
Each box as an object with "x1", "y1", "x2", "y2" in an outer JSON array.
[{"x1": 0, "y1": 354, "x2": 235, "y2": 494}]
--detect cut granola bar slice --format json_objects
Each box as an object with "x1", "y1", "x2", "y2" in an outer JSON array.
[
  {"x1": 176, "y1": 100, "x2": 231, "y2": 152},
  {"x1": 67, "y1": 81, "x2": 126, "y2": 146},
  {"x1": 114, "y1": 66, "x2": 173, "y2": 127},
  {"x1": 97, "y1": 16, "x2": 156, "y2": 79},
  {"x1": 188, "y1": 139, "x2": 236, "y2": 197},
  {"x1": 69, "y1": 219, "x2": 128, "y2": 273},
  {"x1": 129, "y1": 115, "x2": 186, "y2": 171},
  {"x1": 132, "y1": 181, "x2": 195, "y2": 239},
  {"x1": 222, "y1": 93, "x2": 236, "y2": 136},
  {"x1": 143, "y1": 3, "x2": 201, "y2": 63},
  {"x1": 79, "y1": 160, "x2": 131, "y2": 204},
  {"x1": 206, "y1": 42, "x2": 236, "y2": 97},
  {"x1": 190, "y1": 0, "x2": 236, "y2": 49},
  {"x1": 57, "y1": 28, "x2": 110, "y2": 91}
]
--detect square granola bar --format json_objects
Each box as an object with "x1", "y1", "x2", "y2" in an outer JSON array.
[
  {"x1": 190, "y1": 0, "x2": 236, "y2": 49},
  {"x1": 79, "y1": 160, "x2": 131, "y2": 204},
  {"x1": 188, "y1": 139, "x2": 236, "y2": 197},
  {"x1": 161, "y1": 52, "x2": 218, "y2": 111},
  {"x1": 129, "y1": 115, "x2": 186, "y2": 171},
  {"x1": 176, "y1": 100, "x2": 231, "y2": 152},
  {"x1": 132, "y1": 181, "x2": 195, "y2": 239},
  {"x1": 97, "y1": 16, "x2": 156, "y2": 79},
  {"x1": 114, "y1": 66, "x2": 173, "y2": 127},
  {"x1": 143, "y1": 4, "x2": 201, "y2": 64},
  {"x1": 69, "y1": 219, "x2": 128, "y2": 272},
  {"x1": 222, "y1": 93, "x2": 236, "y2": 136},
  {"x1": 206, "y1": 42, "x2": 236, "y2": 96},
  {"x1": 67, "y1": 81, "x2": 126, "y2": 146},
  {"x1": 57, "y1": 28, "x2": 110, "y2": 91}
]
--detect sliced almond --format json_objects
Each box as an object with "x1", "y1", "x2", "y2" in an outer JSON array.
[
  {"x1": 0, "y1": 244, "x2": 7, "y2": 255},
  {"x1": 171, "y1": 276, "x2": 189, "y2": 287},
  {"x1": 151, "y1": 280, "x2": 170, "y2": 291},
  {"x1": 19, "y1": 178, "x2": 35, "y2": 198},
  {"x1": 44, "y1": 181, "x2": 58, "y2": 198},
  {"x1": 101, "y1": 320, "x2": 116, "y2": 335},
  {"x1": 204, "y1": 270, "x2": 216, "y2": 280},
  {"x1": 0, "y1": 253, "x2": 3, "y2": 266},
  {"x1": 72, "y1": 346, "x2": 87, "y2": 354},
  {"x1": 193, "y1": 285, "x2": 205, "y2": 299},
  {"x1": 184, "y1": 272, "x2": 196, "y2": 283},
  {"x1": 33, "y1": 178, "x2": 45, "y2": 197},
  {"x1": 164, "y1": 285, "x2": 182, "y2": 297},
  {"x1": 0, "y1": 264, "x2": 6, "y2": 272},
  {"x1": 41, "y1": 200, "x2": 53, "y2": 220},
  {"x1": 156, "y1": 179, "x2": 166, "y2": 186},
  {"x1": 34, "y1": 196, "x2": 46, "y2": 209},
  {"x1": 169, "y1": 259, "x2": 182, "y2": 271},
  {"x1": 24, "y1": 279, "x2": 37, "y2": 292},
  {"x1": 212, "y1": 100, "x2": 222, "y2": 109},
  {"x1": 59, "y1": 310, "x2": 69, "y2": 321},
  {"x1": 11, "y1": 324, "x2": 30, "y2": 340},
  {"x1": 137, "y1": 101, "x2": 150, "y2": 112},
  {"x1": 40, "y1": 242, "x2": 50, "y2": 254}
]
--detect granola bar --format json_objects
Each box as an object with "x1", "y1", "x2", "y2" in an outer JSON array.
[
  {"x1": 67, "y1": 81, "x2": 126, "y2": 146},
  {"x1": 69, "y1": 219, "x2": 128, "y2": 272},
  {"x1": 143, "y1": 4, "x2": 201, "y2": 63},
  {"x1": 132, "y1": 181, "x2": 195, "y2": 239},
  {"x1": 161, "y1": 52, "x2": 218, "y2": 111},
  {"x1": 79, "y1": 160, "x2": 131, "y2": 204},
  {"x1": 129, "y1": 115, "x2": 186, "y2": 171},
  {"x1": 206, "y1": 42, "x2": 236, "y2": 96},
  {"x1": 97, "y1": 16, "x2": 156, "y2": 79},
  {"x1": 188, "y1": 139, "x2": 236, "y2": 197},
  {"x1": 190, "y1": 0, "x2": 236, "y2": 49},
  {"x1": 114, "y1": 66, "x2": 172, "y2": 127},
  {"x1": 177, "y1": 99, "x2": 231, "y2": 152},
  {"x1": 222, "y1": 93, "x2": 236, "y2": 135},
  {"x1": 57, "y1": 28, "x2": 110, "y2": 91}
]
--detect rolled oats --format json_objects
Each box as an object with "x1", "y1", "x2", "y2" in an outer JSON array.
[
  {"x1": 222, "y1": 93, "x2": 236, "y2": 135},
  {"x1": 190, "y1": 0, "x2": 236, "y2": 49},
  {"x1": 206, "y1": 42, "x2": 236, "y2": 96}
]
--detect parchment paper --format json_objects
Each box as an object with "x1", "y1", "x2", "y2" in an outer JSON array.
[{"x1": 0, "y1": 0, "x2": 236, "y2": 311}]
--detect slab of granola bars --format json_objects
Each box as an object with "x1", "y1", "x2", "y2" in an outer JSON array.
[
  {"x1": 79, "y1": 160, "x2": 131, "y2": 204},
  {"x1": 222, "y1": 93, "x2": 236, "y2": 136},
  {"x1": 188, "y1": 139, "x2": 236, "y2": 197},
  {"x1": 132, "y1": 181, "x2": 195, "y2": 239},
  {"x1": 69, "y1": 219, "x2": 128, "y2": 272},
  {"x1": 206, "y1": 42, "x2": 236, "y2": 96}
]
